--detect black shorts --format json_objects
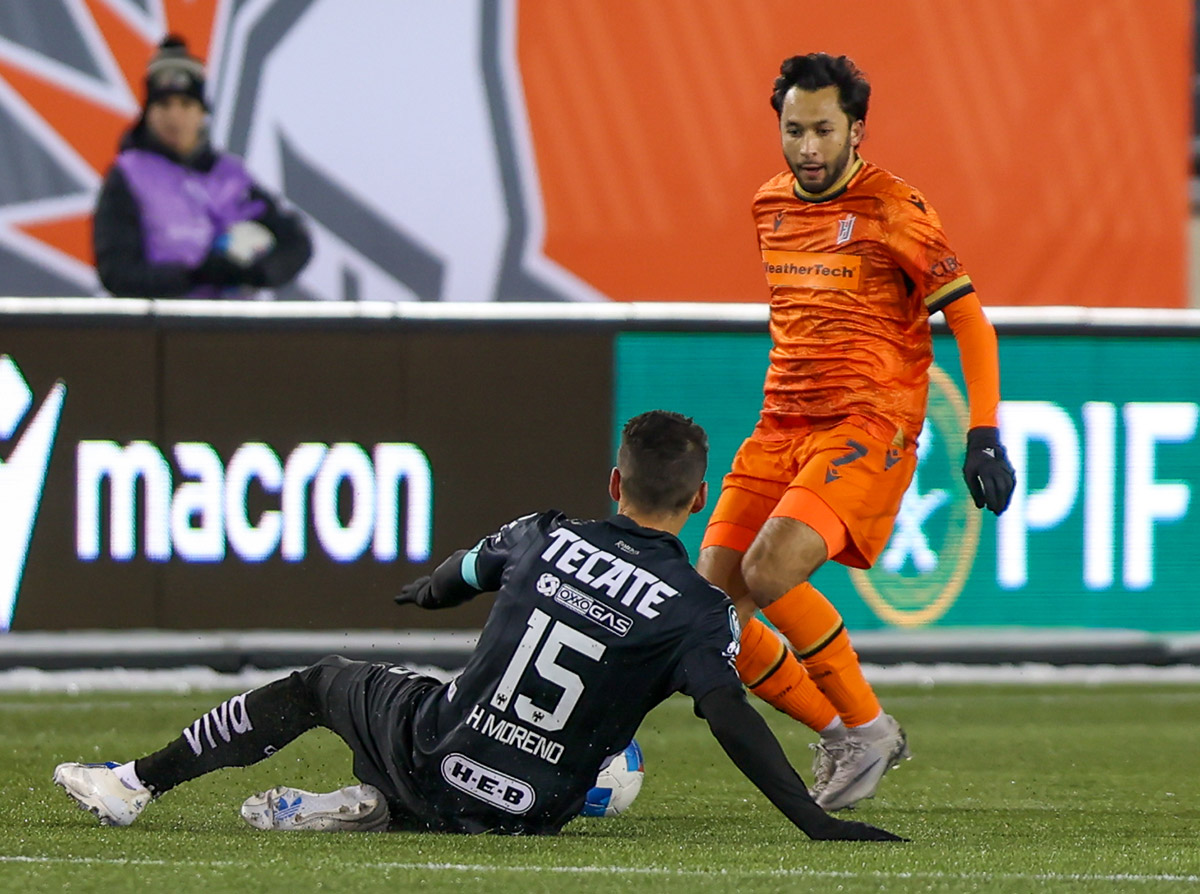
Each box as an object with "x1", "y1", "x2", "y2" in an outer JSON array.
[
  {"x1": 298, "y1": 655, "x2": 570, "y2": 835},
  {"x1": 299, "y1": 655, "x2": 443, "y2": 831}
]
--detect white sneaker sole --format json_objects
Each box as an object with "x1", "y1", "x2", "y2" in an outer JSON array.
[{"x1": 241, "y1": 785, "x2": 390, "y2": 832}]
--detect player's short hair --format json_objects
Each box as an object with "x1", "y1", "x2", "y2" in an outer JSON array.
[
  {"x1": 618, "y1": 411, "x2": 708, "y2": 514},
  {"x1": 770, "y1": 53, "x2": 871, "y2": 123}
]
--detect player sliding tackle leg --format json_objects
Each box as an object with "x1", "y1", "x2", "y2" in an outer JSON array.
[{"x1": 51, "y1": 668, "x2": 393, "y2": 831}]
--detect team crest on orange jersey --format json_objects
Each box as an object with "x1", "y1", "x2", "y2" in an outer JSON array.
[{"x1": 836, "y1": 214, "x2": 857, "y2": 245}]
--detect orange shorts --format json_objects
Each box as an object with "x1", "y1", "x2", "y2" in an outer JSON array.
[{"x1": 700, "y1": 419, "x2": 917, "y2": 569}]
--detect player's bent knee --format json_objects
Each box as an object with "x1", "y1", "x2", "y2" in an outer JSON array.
[
  {"x1": 740, "y1": 554, "x2": 796, "y2": 607},
  {"x1": 307, "y1": 654, "x2": 353, "y2": 673},
  {"x1": 697, "y1": 545, "x2": 747, "y2": 597},
  {"x1": 740, "y1": 521, "x2": 826, "y2": 605},
  {"x1": 295, "y1": 654, "x2": 352, "y2": 691}
]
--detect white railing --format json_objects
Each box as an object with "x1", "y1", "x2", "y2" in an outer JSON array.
[{"x1": 4, "y1": 297, "x2": 1200, "y2": 328}]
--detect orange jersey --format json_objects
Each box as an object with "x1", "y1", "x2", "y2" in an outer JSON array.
[{"x1": 753, "y1": 157, "x2": 973, "y2": 446}]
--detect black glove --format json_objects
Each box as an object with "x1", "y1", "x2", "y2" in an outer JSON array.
[
  {"x1": 962, "y1": 426, "x2": 1016, "y2": 515},
  {"x1": 395, "y1": 576, "x2": 433, "y2": 608},
  {"x1": 190, "y1": 247, "x2": 245, "y2": 288},
  {"x1": 809, "y1": 816, "x2": 908, "y2": 842},
  {"x1": 243, "y1": 259, "x2": 270, "y2": 288}
]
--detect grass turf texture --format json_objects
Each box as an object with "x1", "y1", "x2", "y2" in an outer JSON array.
[{"x1": 1, "y1": 684, "x2": 1197, "y2": 893}]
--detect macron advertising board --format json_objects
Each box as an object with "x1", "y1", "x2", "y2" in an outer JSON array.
[{"x1": 0, "y1": 320, "x2": 611, "y2": 631}]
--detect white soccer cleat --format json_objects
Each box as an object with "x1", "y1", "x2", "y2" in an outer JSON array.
[
  {"x1": 241, "y1": 784, "x2": 390, "y2": 832},
  {"x1": 815, "y1": 713, "x2": 911, "y2": 812},
  {"x1": 53, "y1": 762, "x2": 151, "y2": 827}
]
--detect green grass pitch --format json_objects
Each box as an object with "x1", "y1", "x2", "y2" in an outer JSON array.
[{"x1": 1, "y1": 683, "x2": 1197, "y2": 893}]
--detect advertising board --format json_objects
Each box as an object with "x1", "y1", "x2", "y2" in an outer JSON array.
[
  {"x1": 615, "y1": 331, "x2": 1200, "y2": 631},
  {"x1": 2, "y1": 322, "x2": 611, "y2": 630}
]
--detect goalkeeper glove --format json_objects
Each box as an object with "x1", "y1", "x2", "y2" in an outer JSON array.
[
  {"x1": 395, "y1": 576, "x2": 433, "y2": 608},
  {"x1": 962, "y1": 426, "x2": 1015, "y2": 515}
]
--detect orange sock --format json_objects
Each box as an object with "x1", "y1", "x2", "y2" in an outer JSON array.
[
  {"x1": 762, "y1": 582, "x2": 881, "y2": 727},
  {"x1": 736, "y1": 615, "x2": 838, "y2": 732}
]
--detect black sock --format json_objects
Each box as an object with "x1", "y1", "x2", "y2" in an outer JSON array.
[{"x1": 135, "y1": 672, "x2": 319, "y2": 796}]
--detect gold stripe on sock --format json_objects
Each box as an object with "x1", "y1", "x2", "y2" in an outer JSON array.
[
  {"x1": 746, "y1": 642, "x2": 788, "y2": 689},
  {"x1": 796, "y1": 621, "x2": 846, "y2": 660}
]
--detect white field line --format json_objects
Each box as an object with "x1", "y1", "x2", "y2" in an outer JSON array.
[{"x1": 0, "y1": 855, "x2": 1196, "y2": 884}]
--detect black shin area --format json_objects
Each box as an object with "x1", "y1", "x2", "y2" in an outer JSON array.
[{"x1": 135, "y1": 671, "x2": 320, "y2": 796}]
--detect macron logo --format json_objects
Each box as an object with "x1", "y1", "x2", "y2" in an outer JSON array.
[{"x1": 0, "y1": 356, "x2": 66, "y2": 631}]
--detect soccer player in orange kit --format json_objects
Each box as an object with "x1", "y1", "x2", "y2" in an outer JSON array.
[{"x1": 697, "y1": 53, "x2": 1016, "y2": 811}]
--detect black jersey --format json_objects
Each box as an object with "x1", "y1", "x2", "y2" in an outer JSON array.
[{"x1": 402, "y1": 511, "x2": 741, "y2": 834}]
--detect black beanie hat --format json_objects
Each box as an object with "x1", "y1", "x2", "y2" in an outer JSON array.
[{"x1": 144, "y1": 35, "x2": 207, "y2": 109}]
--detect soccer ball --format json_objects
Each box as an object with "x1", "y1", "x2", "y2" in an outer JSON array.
[{"x1": 581, "y1": 740, "x2": 644, "y2": 817}]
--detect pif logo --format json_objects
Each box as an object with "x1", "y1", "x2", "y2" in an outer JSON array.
[
  {"x1": 849, "y1": 365, "x2": 981, "y2": 627},
  {"x1": 0, "y1": 356, "x2": 66, "y2": 631}
]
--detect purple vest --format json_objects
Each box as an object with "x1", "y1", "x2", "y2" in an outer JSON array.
[{"x1": 117, "y1": 148, "x2": 267, "y2": 274}]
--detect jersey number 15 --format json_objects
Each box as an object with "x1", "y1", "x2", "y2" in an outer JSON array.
[{"x1": 490, "y1": 608, "x2": 605, "y2": 732}]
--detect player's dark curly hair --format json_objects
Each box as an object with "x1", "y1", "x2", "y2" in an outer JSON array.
[
  {"x1": 770, "y1": 53, "x2": 870, "y2": 123},
  {"x1": 618, "y1": 411, "x2": 708, "y2": 514}
]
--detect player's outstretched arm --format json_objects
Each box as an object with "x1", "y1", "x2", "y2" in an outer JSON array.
[
  {"x1": 395, "y1": 549, "x2": 481, "y2": 610},
  {"x1": 942, "y1": 294, "x2": 1016, "y2": 515},
  {"x1": 695, "y1": 685, "x2": 907, "y2": 842},
  {"x1": 397, "y1": 514, "x2": 542, "y2": 609}
]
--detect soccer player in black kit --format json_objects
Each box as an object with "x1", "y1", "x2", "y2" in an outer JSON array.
[{"x1": 53, "y1": 411, "x2": 902, "y2": 842}]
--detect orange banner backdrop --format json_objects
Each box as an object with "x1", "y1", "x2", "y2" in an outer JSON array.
[{"x1": 519, "y1": 0, "x2": 1191, "y2": 307}]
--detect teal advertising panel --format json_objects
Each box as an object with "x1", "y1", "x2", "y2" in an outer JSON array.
[{"x1": 615, "y1": 333, "x2": 1200, "y2": 632}]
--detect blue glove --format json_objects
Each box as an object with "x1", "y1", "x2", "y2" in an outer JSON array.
[{"x1": 962, "y1": 426, "x2": 1015, "y2": 515}]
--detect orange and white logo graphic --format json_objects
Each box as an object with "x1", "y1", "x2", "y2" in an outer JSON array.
[
  {"x1": 0, "y1": 1, "x2": 1189, "y2": 307},
  {"x1": 0, "y1": 0, "x2": 599, "y2": 303}
]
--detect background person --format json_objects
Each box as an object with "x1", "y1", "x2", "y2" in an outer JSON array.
[{"x1": 92, "y1": 35, "x2": 311, "y2": 298}]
